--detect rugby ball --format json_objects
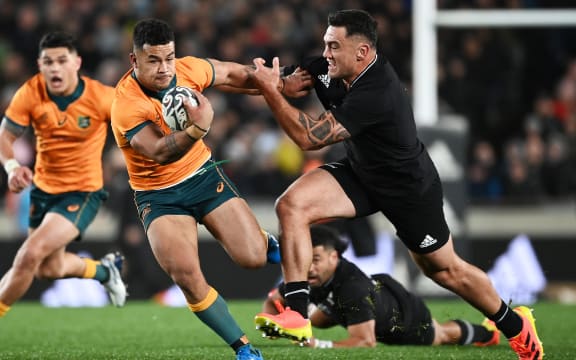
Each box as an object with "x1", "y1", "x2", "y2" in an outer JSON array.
[{"x1": 161, "y1": 86, "x2": 198, "y2": 131}]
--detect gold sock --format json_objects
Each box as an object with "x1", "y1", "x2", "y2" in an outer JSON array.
[
  {"x1": 188, "y1": 287, "x2": 218, "y2": 312},
  {"x1": 81, "y1": 258, "x2": 98, "y2": 279}
]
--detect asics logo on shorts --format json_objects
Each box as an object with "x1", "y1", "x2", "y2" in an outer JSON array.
[
  {"x1": 67, "y1": 204, "x2": 80, "y2": 212},
  {"x1": 419, "y1": 234, "x2": 437, "y2": 248},
  {"x1": 216, "y1": 182, "x2": 224, "y2": 193},
  {"x1": 141, "y1": 204, "x2": 151, "y2": 222}
]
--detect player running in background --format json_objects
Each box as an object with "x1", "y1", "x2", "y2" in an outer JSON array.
[
  {"x1": 250, "y1": 9, "x2": 543, "y2": 360},
  {"x1": 111, "y1": 18, "x2": 283, "y2": 360},
  {"x1": 0, "y1": 31, "x2": 126, "y2": 316},
  {"x1": 258, "y1": 225, "x2": 500, "y2": 349}
]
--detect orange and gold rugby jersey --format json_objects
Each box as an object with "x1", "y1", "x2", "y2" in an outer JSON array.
[
  {"x1": 4, "y1": 74, "x2": 113, "y2": 194},
  {"x1": 111, "y1": 56, "x2": 213, "y2": 191}
]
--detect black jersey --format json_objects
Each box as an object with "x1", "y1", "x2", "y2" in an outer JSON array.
[
  {"x1": 294, "y1": 55, "x2": 439, "y2": 196},
  {"x1": 303, "y1": 257, "x2": 434, "y2": 345}
]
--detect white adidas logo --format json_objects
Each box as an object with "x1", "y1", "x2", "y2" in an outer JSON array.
[
  {"x1": 318, "y1": 74, "x2": 330, "y2": 88},
  {"x1": 419, "y1": 234, "x2": 437, "y2": 249}
]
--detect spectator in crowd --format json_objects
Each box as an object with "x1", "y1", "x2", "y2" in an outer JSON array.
[
  {"x1": 542, "y1": 135, "x2": 576, "y2": 197},
  {"x1": 524, "y1": 93, "x2": 564, "y2": 141},
  {"x1": 467, "y1": 140, "x2": 503, "y2": 201}
]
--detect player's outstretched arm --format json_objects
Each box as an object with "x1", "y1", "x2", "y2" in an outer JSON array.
[
  {"x1": 210, "y1": 59, "x2": 313, "y2": 96},
  {"x1": 209, "y1": 58, "x2": 258, "y2": 90},
  {"x1": 282, "y1": 67, "x2": 314, "y2": 98},
  {"x1": 212, "y1": 84, "x2": 261, "y2": 95}
]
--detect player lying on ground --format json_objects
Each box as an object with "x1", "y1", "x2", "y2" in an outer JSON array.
[{"x1": 257, "y1": 225, "x2": 500, "y2": 349}]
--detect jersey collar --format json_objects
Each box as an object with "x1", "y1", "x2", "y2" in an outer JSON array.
[
  {"x1": 131, "y1": 71, "x2": 177, "y2": 101},
  {"x1": 349, "y1": 54, "x2": 378, "y2": 89},
  {"x1": 48, "y1": 76, "x2": 85, "y2": 111}
]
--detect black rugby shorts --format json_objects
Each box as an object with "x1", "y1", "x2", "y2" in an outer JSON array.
[{"x1": 320, "y1": 159, "x2": 449, "y2": 254}]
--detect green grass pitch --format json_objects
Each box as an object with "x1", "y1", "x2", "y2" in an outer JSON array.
[{"x1": 0, "y1": 300, "x2": 574, "y2": 359}]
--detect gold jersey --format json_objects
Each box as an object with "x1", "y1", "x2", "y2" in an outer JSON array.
[
  {"x1": 111, "y1": 56, "x2": 214, "y2": 191},
  {"x1": 4, "y1": 74, "x2": 113, "y2": 193}
]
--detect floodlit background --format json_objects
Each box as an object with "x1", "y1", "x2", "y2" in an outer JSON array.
[{"x1": 0, "y1": 0, "x2": 575, "y2": 303}]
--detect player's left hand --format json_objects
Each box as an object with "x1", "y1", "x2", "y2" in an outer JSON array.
[
  {"x1": 251, "y1": 57, "x2": 281, "y2": 92},
  {"x1": 184, "y1": 90, "x2": 213, "y2": 135},
  {"x1": 7, "y1": 165, "x2": 33, "y2": 193},
  {"x1": 282, "y1": 67, "x2": 313, "y2": 98}
]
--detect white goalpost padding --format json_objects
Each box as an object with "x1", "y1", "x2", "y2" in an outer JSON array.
[{"x1": 412, "y1": 1, "x2": 576, "y2": 126}]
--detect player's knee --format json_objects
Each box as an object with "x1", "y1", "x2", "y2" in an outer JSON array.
[
  {"x1": 275, "y1": 192, "x2": 306, "y2": 219},
  {"x1": 13, "y1": 247, "x2": 45, "y2": 274},
  {"x1": 274, "y1": 193, "x2": 291, "y2": 217}
]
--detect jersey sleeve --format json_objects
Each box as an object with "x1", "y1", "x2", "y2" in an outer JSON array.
[
  {"x1": 177, "y1": 57, "x2": 214, "y2": 90},
  {"x1": 4, "y1": 82, "x2": 35, "y2": 127},
  {"x1": 111, "y1": 92, "x2": 154, "y2": 145}
]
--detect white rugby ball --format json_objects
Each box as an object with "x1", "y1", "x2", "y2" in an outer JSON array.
[{"x1": 161, "y1": 86, "x2": 199, "y2": 131}]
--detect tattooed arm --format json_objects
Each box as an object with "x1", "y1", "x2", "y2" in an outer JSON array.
[
  {"x1": 130, "y1": 91, "x2": 213, "y2": 165},
  {"x1": 130, "y1": 124, "x2": 198, "y2": 165},
  {"x1": 251, "y1": 57, "x2": 350, "y2": 150},
  {"x1": 296, "y1": 110, "x2": 350, "y2": 150}
]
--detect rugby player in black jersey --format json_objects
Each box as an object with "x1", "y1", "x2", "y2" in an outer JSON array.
[
  {"x1": 260, "y1": 225, "x2": 499, "y2": 348},
  {"x1": 250, "y1": 9, "x2": 543, "y2": 360}
]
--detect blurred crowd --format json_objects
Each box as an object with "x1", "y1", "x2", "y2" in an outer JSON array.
[{"x1": 1, "y1": 0, "x2": 576, "y2": 214}]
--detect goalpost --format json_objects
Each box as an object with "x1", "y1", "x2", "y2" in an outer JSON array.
[
  {"x1": 412, "y1": 1, "x2": 576, "y2": 126},
  {"x1": 407, "y1": 4, "x2": 576, "y2": 282}
]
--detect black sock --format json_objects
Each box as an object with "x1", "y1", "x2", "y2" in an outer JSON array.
[
  {"x1": 453, "y1": 320, "x2": 495, "y2": 345},
  {"x1": 284, "y1": 281, "x2": 309, "y2": 318},
  {"x1": 488, "y1": 300, "x2": 523, "y2": 338},
  {"x1": 230, "y1": 338, "x2": 248, "y2": 353}
]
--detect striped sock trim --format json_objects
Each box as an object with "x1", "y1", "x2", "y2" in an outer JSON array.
[
  {"x1": 81, "y1": 258, "x2": 98, "y2": 279},
  {"x1": 188, "y1": 287, "x2": 218, "y2": 312},
  {"x1": 495, "y1": 307, "x2": 509, "y2": 323},
  {"x1": 0, "y1": 300, "x2": 11, "y2": 317},
  {"x1": 455, "y1": 319, "x2": 474, "y2": 345}
]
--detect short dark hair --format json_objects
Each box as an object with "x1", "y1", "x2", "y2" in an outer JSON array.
[
  {"x1": 133, "y1": 18, "x2": 175, "y2": 50},
  {"x1": 328, "y1": 9, "x2": 377, "y2": 47},
  {"x1": 38, "y1": 32, "x2": 78, "y2": 54},
  {"x1": 310, "y1": 224, "x2": 348, "y2": 257}
]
